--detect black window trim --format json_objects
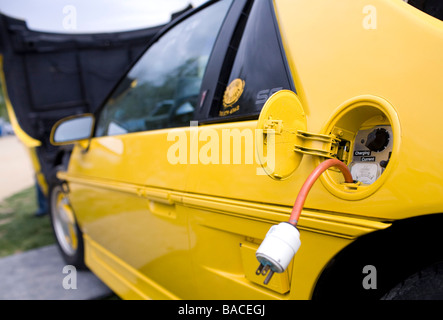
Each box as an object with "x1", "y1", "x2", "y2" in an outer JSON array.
[
  {"x1": 196, "y1": 0, "x2": 296, "y2": 125},
  {"x1": 194, "y1": 0, "x2": 251, "y2": 124}
]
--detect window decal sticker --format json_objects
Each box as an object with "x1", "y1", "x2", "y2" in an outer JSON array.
[{"x1": 219, "y1": 78, "x2": 244, "y2": 116}]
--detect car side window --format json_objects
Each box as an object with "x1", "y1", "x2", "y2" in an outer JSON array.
[
  {"x1": 210, "y1": 0, "x2": 293, "y2": 120},
  {"x1": 95, "y1": 0, "x2": 233, "y2": 137}
]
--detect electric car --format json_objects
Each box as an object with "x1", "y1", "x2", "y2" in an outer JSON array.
[
  {"x1": 0, "y1": 6, "x2": 185, "y2": 204},
  {"x1": 1, "y1": 0, "x2": 443, "y2": 300}
]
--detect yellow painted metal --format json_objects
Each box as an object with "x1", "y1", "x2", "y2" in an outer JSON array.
[
  {"x1": 66, "y1": 129, "x2": 199, "y2": 299},
  {"x1": 0, "y1": 56, "x2": 41, "y2": 148},
  {"x1": 84, "y1": 234, "x2": 180, "y2": 300},
  {"x1": 272, "y1": 0, "x2": 443, "y2": 217},
  {"x1": 50, "y1": 0, "x2": 443, "y2": 300},
  {"x1": 62, "y1": 160, "x2": 390, "y2": 299},
  {"x1": 256, "y1": 90, "x2": 307, "y2": 180},
  {"x1": 294, "y1": 130, "x2": 340, "y2": 159},
  {"x1": 62, "y1": 118, "x2": 393, "y2": 299},
  {"x1": 58, "y1": 171, "x2": 391, "y2": 239}
]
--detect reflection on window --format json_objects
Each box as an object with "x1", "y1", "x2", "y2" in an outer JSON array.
[
  {"x1": 212, "y1": 0, "x2": 292, "y2": 120},
  {"x1": 96, "y1": 0, "x2": 232, "y2": 137}
]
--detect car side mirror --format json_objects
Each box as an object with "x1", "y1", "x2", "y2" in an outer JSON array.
[{"x1": 50, "y1": 114, "x2": 95, "y2": 145}]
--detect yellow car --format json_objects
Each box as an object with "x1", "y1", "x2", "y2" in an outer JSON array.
[{"x1": 2, "y1": 0, "x2": 443, "y2": 300}]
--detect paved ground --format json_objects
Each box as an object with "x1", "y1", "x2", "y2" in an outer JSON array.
[
  {"x1": 0, "y1": 135, "x2": 114, "y2": 300},
  {"x1": 0, "y1": 244, "x2": 113, "y2": 300},
  {"x1": 0, "y1": 135, "x2": 34, "y2": 201}
]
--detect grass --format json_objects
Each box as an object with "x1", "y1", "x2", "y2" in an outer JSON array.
[
  {"x1": 0, "y1": 186, "x2": 55, "y2": 257},
  {"x1": 0, "y1": 186, "x2": 120, "y2": 299}
]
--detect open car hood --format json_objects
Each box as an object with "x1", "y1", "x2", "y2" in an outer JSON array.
[{"x1": 0, "y1": 12, "x2": 166, "y2": 143}]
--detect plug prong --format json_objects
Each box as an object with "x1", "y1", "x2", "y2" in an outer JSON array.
[
  {"x1": 264, "y1": 269, "x2": 275, "y2": 285},
  {"x1": 261, "y1": 264, "x2": 270, "y2": 275},
  {"x1": 255, "y1": 263, "x2": 265, "y2": 275}
]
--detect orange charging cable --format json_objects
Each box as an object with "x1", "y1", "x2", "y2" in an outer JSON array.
[{"x1": 288, "y1": 159, "x2": 354, "y2": 226}]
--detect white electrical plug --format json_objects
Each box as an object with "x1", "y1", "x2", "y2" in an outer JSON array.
[{"x1": 255, "y1": 222, "x2": 301, "y2": 284}]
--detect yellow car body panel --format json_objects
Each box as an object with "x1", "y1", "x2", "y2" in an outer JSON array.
[
  {"x1": 57, "y1": 0, "x2": 443, "y2": 299},
  {"x1": 0, "y1": 57, "x2": 48, "y2": 194},
  {"x1": 3, "y1": 0, "x2": 443, "y2": 299},
  {"x1": 0, "y1": 57, "x2": 42, "y2": 148},
  {"x1": 273, "y1": 0, "x2": 443, "y2": 220},
  {"x1": 61, "y1": 130, "x2": 196, "y2": 299},
  {"x1": 60, "y1": 122, "x2": 390, "y2": 299}
]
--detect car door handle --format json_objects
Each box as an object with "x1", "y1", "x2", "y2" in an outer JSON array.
[
  {"x1": 148, "y1": 200, "x2": 177, "y2": 219},
  {"x1": 135, "y1": 187, "x2": 178, "y2": 219}
]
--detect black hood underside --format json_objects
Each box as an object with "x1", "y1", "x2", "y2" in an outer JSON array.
[{"x1": 0, "y1": 13, "x2": 165, "y2": 143}]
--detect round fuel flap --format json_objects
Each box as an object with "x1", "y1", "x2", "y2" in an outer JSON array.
[{"x1": 256, "y1": 90, "x2": 307, "y2": 180}]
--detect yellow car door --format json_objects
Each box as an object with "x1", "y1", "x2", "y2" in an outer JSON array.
[
  {"x1": 61, "y1": 0, "x2": 234, "y2": 299},
  {"x1": 182, "y1": 0, "x2": 303, "y2": 299}
]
